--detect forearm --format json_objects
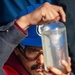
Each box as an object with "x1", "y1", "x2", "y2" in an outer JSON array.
[{"x1": 0, "y1": 4, "x2": 41, "y2": 73}]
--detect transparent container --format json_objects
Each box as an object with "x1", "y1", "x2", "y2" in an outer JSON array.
[{"x1": 40, "y1": 21, "x2": 69, "y2": 72}]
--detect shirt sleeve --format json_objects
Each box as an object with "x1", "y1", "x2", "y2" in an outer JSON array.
[
  {"x1": 0, "y1": 4, "x2": 41, "y2": 74},
  {"x1": 14, "y1": 21, "x2": 27, "y2": 35},
  {"x1": 0, "y1": 20, "x2": 27, "y2": 71}
]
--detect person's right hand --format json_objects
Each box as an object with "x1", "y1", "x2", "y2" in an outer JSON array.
[{"x1": 16, "y1": 2, "x2": 66, "y2": 30}]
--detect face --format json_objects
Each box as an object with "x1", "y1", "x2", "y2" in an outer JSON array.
[{"x1": 15, "y1": 46, "x2": 44, "y2": 75}]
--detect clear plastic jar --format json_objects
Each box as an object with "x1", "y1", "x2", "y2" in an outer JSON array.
[{"x1": 40, "y1": 21, "x2": 69, "y2": 71}]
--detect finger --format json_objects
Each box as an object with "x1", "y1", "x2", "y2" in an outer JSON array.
[
  {"x1": 44, "y1": 3, "x2": 60, "y2": 21},
  {"x1": 41, "y1": 7, "x2": 54, "y2": 22},
  {"x1": 62, "y1": 60, "x2": 71, "y2": 73},
  {"x1": 68, "y1": 57, "x2": 71, "y2": 66},
  {"x1": 56, "y1": 6, "x2": 66, "y2": 22},
  {"x1": 39, "y1": 72, "x2": 44, "y2": 75},
  {"x1": 47, "y1": 66, "x2": 63, "y2": 75},
  {"x1": 41, "y1": 2, "x2": 58, "y2": 22},
  {"x1": 55, "y1": 16, "x2": 60, "y2": 22},
  {"x1": 47, "y1": 8, "x2": 57, "y2": 20},
  {"x1": 49, "y1": 8, "x2": 60, "y2": 21},
  {"x1": 51, "y1": 5, "x2": 66, "y2": 22},
  {"x1": 42, "y1": 11, "x2": 54, "y2": 21}
]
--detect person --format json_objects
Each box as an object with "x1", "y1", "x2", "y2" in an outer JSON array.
[
  {"x1": 0, "y1": 0, "x2": 75, "y2": 74},
  {"x1": 0, "y1": 2, "x2": 71, "y2": 75},
  {"x1": 3, "y1": 26, "x2": 71, "y2": 75}
]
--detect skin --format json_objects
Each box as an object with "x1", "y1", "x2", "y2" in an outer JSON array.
[
  {"x1": 14, "y1": 46, "x2": 71, "y2": 75},
  {"x1": 16, "y1": 2, "x2": 66, "y2": 30}
]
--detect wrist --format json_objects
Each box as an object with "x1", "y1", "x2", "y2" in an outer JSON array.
[
  {"x1": 14, "y1": 21, "x2": 27, "y2": 34},
  {"x1": 16, "y1": 14, "x2": 30, "y2": 30}
]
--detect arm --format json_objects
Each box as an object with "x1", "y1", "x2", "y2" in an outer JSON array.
[
  {"x1": 0, "y1": 4, "x2": 41, "y2": 68},
  {"x1": 0, "y1": 21, "x2": 27, "y2": 65},
  {"x1": 0, "y1": 21, "x2": 27, "y2": 74},
  {"x1": 0, "y1": 2, "x2": 66, "y2": 74}
]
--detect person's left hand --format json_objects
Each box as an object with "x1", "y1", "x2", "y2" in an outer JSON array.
[{"x1": 39, "y1": 57, "x2": 71, "y2": 75}]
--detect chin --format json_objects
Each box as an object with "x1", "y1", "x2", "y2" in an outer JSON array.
[{"x1": 30, "y1": 70, "x2": 43, "y2": 75}]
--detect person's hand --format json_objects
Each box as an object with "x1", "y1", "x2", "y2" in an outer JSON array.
[
  {"x1": 42, "y1": 57, "x2": 71, "y2": 75},
  {"x1": 16, "y1": 2, "x2": 66, "y2": 30},
  {"x1": 28, "y1": 2, "x2": 66, "y2": 25}
]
